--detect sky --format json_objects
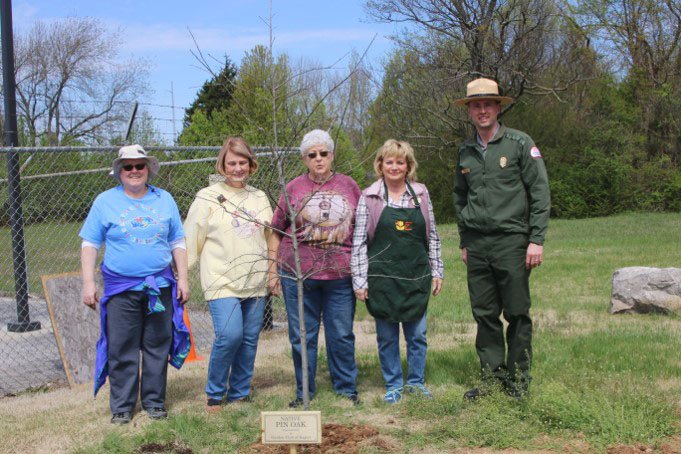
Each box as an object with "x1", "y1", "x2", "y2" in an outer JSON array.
[{"x1": 10, "y1": 0, "x2": 401, "y2": 142}]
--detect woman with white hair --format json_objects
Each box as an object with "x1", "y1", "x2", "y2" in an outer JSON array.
[
  {"x1": 80, "y1": 144, "x2": 190, "y2": 424},
  {"x1": 269, "y1": 129, "x2": 361, "y2": 407}
]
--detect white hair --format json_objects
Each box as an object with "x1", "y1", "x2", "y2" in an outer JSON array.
[{"x1": 300, "y1": 129, "x2": 334, "y2": 155}]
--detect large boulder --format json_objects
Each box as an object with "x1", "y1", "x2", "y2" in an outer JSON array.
[{"x1": 610, "y1": 267, "x2": 681, "y2": 315}]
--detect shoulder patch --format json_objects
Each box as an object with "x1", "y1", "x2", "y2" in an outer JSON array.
[{"x1": 530, "y1": 146, "x2": 542, "y2": 158}]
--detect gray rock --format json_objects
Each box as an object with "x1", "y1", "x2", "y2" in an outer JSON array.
[{"x1": 610, "y1": 267, "x2": 681, "y2": 315}]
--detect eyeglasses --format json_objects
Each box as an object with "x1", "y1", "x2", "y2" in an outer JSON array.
[
  {"x1": 122, "y1": 163, "x2": 147, "y2": 171},
  {"x1": 307, "y1": 151, "x2": 330, "y2": 159}
]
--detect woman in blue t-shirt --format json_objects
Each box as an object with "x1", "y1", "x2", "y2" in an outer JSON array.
[{"x1": 80, "y1": 144, "x2": 190, "y2": 425}]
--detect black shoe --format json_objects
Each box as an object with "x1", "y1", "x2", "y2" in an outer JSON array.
[
  {"x1": 463, "y1": 387, "x2": 487, "y2": 401},
  {"x1": 227, "y1": 395, "x2": 252, "y2": 404},
  {"x1": 505, "y1": 386, "x2": 527, "y2": 401},
  {"x1": 344, "y1": 393, "x2": 360, "y2": 406},
  {"x1": 145, "y1": 407, "x2": 168, "y2": 420},
  {"x1": 288, "y1": 397, "x2": 304, "y2": 408},
  {"x1": 111, "y1": 412, "x2": 132, "y2": 424}
]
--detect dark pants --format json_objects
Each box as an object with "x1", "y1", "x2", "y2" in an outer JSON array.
[
  {"x1": 466, "y1": 232, "x2": 532, "y2": 391},
  {"x1": 106, "y1": 287, "x2": 174, "y2": 413}
]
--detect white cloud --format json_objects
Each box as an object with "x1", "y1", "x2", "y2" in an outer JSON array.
[
  {"x1": 119, "y1": 24, "x2": 381, "y2": 55},
  {"x1": 121, "y1": 25, "x2": 266, "y2": 53},
  {"x1": 12, "y1": 1, "x2": 42, "y2": 28}
]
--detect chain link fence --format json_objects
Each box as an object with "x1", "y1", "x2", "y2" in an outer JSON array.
[{"x1": 0, "y1": 145, "x2": 306, "y2": 396}]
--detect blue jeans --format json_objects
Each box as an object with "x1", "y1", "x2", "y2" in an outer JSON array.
[
  {"x1": 206, "y1": 297, "x2": 265, "y2": 401},
  {"x1": 375, "y1": 312, "x2": 428, "y2": 391},
  {"x1": 280, "y1": 273, "x2": 358, "y2": 399}
]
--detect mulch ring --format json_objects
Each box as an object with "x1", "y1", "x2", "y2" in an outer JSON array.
[{"x1": 245, "y1": 423, "x2": 397, "y2": 453}]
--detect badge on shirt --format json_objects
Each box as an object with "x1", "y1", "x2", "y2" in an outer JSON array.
[
  {"x1": 530, "y1": 146, "x2": 543, "y2": 158},
  {"x1": 499, "y1": 156, "x2": 507, "y2": 168},
  {"x1": 461, "y1": 168, "x2": 471, "y2": 174},
  {"x1": 395, "y1": 220, "x2": 413, "y2": 231}
]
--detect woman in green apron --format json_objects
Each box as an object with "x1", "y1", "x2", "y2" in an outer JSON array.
[{"x1": 351, "y1": 139, "x2": 444, "y2": 404}]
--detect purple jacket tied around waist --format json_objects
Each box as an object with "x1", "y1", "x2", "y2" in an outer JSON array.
[{"x1": 93, "y1": 264, "x2": 191, "y2": 396}]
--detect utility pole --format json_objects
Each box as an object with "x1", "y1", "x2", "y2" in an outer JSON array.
[
  {"x1": 1, "y1": 0, "x2": 41, "y2": 332},
  {"x1": 170, "y1": 82, "x2": 177, "y2": 143}
]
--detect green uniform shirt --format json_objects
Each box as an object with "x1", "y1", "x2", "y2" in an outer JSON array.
[{"x1": 453, "y1": 123, "x2": 550, "y2": 248}]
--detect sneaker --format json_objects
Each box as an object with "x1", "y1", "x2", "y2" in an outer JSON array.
[
  {"x1": 383, "y1": 388, "x2": 402, "y2": 405},
  {"x1": 288, "y1": 397, "x2": 304, "y2": 408},
  {"x1": 404, "y1": 384, "x2": 433, "y2": 399},
  {"x1": 111, "y1": 412, "x2": 131, "y2": 425},
  {"x1": 145, "y1": 407, "x2": 168, "y2": 420}
]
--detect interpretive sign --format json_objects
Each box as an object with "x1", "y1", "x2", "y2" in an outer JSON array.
[
  {"x1": 42, "y1": 271, "x2": 101, "y2": 386},
  {"x1": 261, "y1": 411, "x2": 322, "y2": 444}
]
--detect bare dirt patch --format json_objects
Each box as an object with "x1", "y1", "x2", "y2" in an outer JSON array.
[
  {"x1": 660, "y1": 435, "x2": 681, "y2": 453},
  {"x1": 139, "y1": 441, "x2": 194, "y2": 453},
  {"x1": 244, "y1": 423, "x2": 392, "y2": 453},
  {"x1": 606, "y1": 444, "x2": 654, "y2": 453},
  {"x1": 603, "y1": 434, "x2": 681, "y2": 454}
]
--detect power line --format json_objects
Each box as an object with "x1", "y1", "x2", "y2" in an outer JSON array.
[{"x1": 32, "y1": 99, "x2": 188, "y2": 111}]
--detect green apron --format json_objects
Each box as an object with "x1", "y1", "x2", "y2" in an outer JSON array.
[{"x1": 367, "y1": 181, "x2": 432, "y2": 322}]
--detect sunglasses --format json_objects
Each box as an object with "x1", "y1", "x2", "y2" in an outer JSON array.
[
  {"x1": 307, "y1": 150, "x2": 330, "y2": 159},
  {"x1": 121, "y1": 163, "x2": 147, "y2": 171}
]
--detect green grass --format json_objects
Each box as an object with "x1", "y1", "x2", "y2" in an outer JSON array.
[
  {"x1": 0, "y1": 221, "x2": 83, "y2": 296},
  {"x1": 6, "y1": 211, "x2": 681, "y2": 451}
]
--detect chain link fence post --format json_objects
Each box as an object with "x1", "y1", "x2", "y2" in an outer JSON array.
[{"x1": 2, "y1": 0, "x2": 40, "y2": 333}]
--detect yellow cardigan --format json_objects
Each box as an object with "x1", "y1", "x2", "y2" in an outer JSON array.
[{"x1": 184, "y1": 182, "x2": 273, "y2": 301}]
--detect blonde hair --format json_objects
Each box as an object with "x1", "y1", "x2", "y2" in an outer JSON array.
[
  {"x1": 373, "y1": 139, "x2": 418, "y2": 181},
  {"x1": 215, "y1": 136, "x2": 258, "y2": 177}
]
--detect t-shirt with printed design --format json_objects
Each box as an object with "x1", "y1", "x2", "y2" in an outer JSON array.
[
  {"x1": 79, "y1": 185, "x2": 185, "y2": 277},
  {"x1": 271, "y1": 173, "x2": 361, "y2": 280}
]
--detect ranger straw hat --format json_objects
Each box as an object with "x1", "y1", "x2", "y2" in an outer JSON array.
[{"x1": 455, "y1": 78, "x2": 513, "y2": 106}]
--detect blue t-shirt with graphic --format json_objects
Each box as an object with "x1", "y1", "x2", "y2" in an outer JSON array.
[{"x1": 80, "y1": 185, "x2": 185, "y2": 278}]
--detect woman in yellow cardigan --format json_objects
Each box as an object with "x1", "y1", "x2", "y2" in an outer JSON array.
[{"x1": 184, "y1": 137, "x2": 273, "y2": 411}]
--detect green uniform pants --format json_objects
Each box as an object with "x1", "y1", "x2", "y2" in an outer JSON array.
[{"x1": 466, "y1": 232, "x2": 532, "y2": 391}]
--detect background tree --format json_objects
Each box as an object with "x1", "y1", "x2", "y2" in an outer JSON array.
[
  {"x1": 325, "y1": 50, "x2": 379, "y2": 172},
  {"x1": 180, "y1": 56, "x2": 237, "y2": 135},
  {"x1": 178, "y1": 46, "x2": 307, "y2": 147},
  {"x1": 3, "y1": 17, "x2": 147, "y2": 145},
  {"x1": 365, "y1": 0, "x2": 588, "y2": 111},
  {"x1": 573, "y1": 0, "x2": 681, "y2": 164}
]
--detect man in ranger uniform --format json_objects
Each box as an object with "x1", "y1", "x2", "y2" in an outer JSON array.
[{"x1": 453, "y1": 78, "x2": 550, "y2": 400}]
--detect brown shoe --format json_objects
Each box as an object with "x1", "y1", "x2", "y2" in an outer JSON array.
[{"x1": 206, "y1": 397, "x2": 223, "y2": 412}]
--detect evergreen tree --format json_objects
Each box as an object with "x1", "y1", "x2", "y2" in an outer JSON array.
[{"x1": 181, "y1": 56, "x2": 237, "y2": 130}]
